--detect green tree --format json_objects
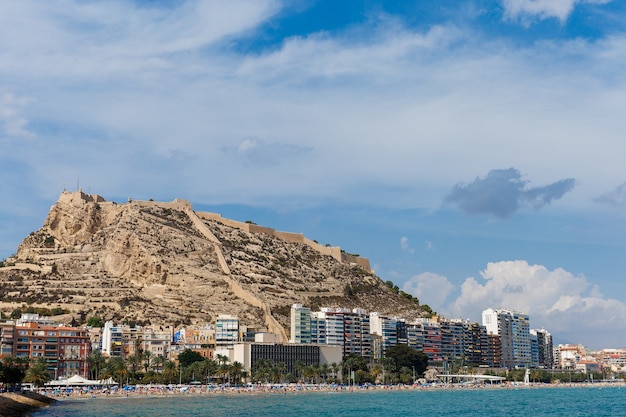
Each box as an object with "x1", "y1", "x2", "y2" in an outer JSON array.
[
  {"x1": 162, "y1": 360, "x2": 178, "y2": 384},
  {"x1": 178, "y1": 349, "x2": 205, "y2": 368},
  {"x1": 0, "y1": 356, "x2": 27, "y2": 386},
  {"x1": 24, "y1": 357, "x2": 51, "y2": 387},
  {"x1": 152, "y1": 355, "x2": 165, "y2": 374},
  {"x1": 87, "y1": 316, "x2": 105, "y2": 328},
  {"x1": 341, "y1": 354, "x2": 368, "y2": 384},
  {"x1": 102, "y1": 356, "x2": 128, "y2": 386},
  {"x1": 384, "y1": 345, "x2": 428, "y2": 379},
  {"x1": 354, "y1": 369, "x2": 374, "y2": 384},
  {"x1": 380, "y1": 356, "x2": 396, "y2": 384},
  {"x1": 87, "y1": 349, "x2": 106, "y2": 380},
  {"x1": 230, "y1": 361, "x2": 244, "y2": 385}
]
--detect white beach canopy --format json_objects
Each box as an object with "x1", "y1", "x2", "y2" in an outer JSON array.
[{"x1": 46, "y1": 375, "x2": 117, "y2": 386}]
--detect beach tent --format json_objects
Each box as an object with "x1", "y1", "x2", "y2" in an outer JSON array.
[
  {"x1": 46, "y1": 376, "x2": 117, "y2": 386},
  {"x1": 96, "y1": 377, "x2": 116, "y2": 386},
  {"x1": 66, "y1": 375, "x2": 90, "y2": 385}
]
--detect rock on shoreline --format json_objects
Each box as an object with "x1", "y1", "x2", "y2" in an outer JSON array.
[{"x1": 0, "y1": 391, "x2": 56, "y2": 417}]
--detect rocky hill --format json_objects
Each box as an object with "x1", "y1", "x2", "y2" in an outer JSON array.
[{"x1": 0, "y1": 191, "x2": 427, "y2": 341}]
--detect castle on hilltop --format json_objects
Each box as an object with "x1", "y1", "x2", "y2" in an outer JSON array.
[{"x1": 61, "y1": 190, "x2": 372, "y2": 273}]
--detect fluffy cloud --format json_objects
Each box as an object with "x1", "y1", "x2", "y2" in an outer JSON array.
[
  {"x1": 448, "y1": 260, "x2": 626, "y2": 347},
  {"x1": 501, "y1": 0, "x2": 612, "y2": 23},
  {"x1": 445, "y1": 168, "x2": 575, "y2": 218},
  {"x1": 403, "y1": 272, "x2": 454, "y2": 312}
]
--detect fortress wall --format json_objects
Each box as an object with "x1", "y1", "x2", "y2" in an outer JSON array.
[
  {"x1": 274, "y1": 231, "x2": 305, "y2": 244},
  {"x1": 188, "y1": 212, "x2": 371, "y2": 272},
  {"x1": 247, "y1": 224, "x2": 276, "y2": 235},
  {"x1": 196, "y1": 212, "x2": 253, "y2": 233},
  {"x1": 302, "y1": 238, "x2": 343, "y2": 262},
  {"x1": 341, "y1": 253, "x2": 372, "y2": 271},
  {"x1": 130, "y1": 199, "x2": 192, "y2": 211}
]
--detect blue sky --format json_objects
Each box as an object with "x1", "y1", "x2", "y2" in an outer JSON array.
[{"x1": 2, "y1": 0, "x2": 626, "y2": 349}]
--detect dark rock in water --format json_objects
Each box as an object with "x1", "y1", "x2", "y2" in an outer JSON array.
[{"x1": 0, "y1": 391, "x2": 56, "y2": 417}]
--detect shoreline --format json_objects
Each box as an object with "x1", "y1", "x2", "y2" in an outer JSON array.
[{"x1": 40, "y1": 380, "x2": 626, "y2": 403}]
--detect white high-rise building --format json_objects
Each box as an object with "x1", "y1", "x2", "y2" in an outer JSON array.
[
  {"x1": 290, "y1": 304, "x2": 311, "y2": 344},
  {"x1": 216, "y1": 315, "x2": 239, "y2": 350},
  {"x1": 482, "y1": 308, "x2": 531, "y2": 368},
  {"x1": 530, "y1": 328, "x2": 553, "y2": 368}
]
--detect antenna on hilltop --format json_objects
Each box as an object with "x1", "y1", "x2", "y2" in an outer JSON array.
[{"x1": 76, "y1": 176, "x2": 80, "y2": 192}]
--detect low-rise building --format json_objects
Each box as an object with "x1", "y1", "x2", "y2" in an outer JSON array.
[{"x1": 233, "y1": 341, "x2": 342, "y2": 377}]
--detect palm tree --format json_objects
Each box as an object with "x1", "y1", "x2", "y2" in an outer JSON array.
[
  {"x1": 152, "y1": 355, "x2": 165, "y2": 374},
  {"x1": 219, "y1": 362, "x2": 230, "y2": 385},
  {"x1": 142, "y1": 350, "x2": 152, "y2": 374},
  {"x1": 330, "y1": 362, "x2": 339, "y2": 383},
  {"x1": 370, "y1": 364, "x2": 383, "y2": 384},
  {"x1": 87, "y1": 349, "x2": 106, "y2": 380},
  {"x1": 162, "y1": 360, "x2": 177, "y2": 385},
  {"x1": 230, "y1": 361, "x2": 243, "y2": 385},
  {"x1": 320, "y1": 363, "x2": 329, "y2": 383},
  {"x1": 206, "y1": 358, "x2": 219, "y2": 384},
  {"x1": 380, "y1": 357, "x2": 395, "y2": 385},
  {"x1": 107, "y1": 356, "x2": 129, "y2": 386},
  {"x1": 294, "y1": 360, "x2": 305, "y2": 382},
  {"x1": 399, "y1": 366, "x2": 412, "y2": 384},
  {"x1": 24, "y1": 357, "x2": 51, "y2": 387}
]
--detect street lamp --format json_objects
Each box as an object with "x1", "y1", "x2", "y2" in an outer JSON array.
[{"x1": 412, "y1": 366, "x2": 416, "y2": 384}]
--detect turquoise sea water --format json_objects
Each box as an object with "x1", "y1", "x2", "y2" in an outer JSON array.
[{"x1": 31, "y1": 386, "x2": 626, "y2": 417}]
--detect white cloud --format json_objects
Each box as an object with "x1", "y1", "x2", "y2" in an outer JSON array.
[
  {"x1": 501, "y1": 0, "x2": 612, "y2": 23},
  {"x1": 400, "y1": 236, "x2": 414, "y2": 254},
  {"x1": 0, "y1": 92, "x2": 34, "y2": 138},
  {"x1": 448, "y1": 261, "x2": 626, "y2": 347},
  {"x1": 403, "y1": 272, "x2": 454, "y2": 312}
]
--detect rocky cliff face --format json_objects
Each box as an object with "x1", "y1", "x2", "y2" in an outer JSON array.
[{"x1": 0, "y1": 191, "x2": 426, "y2": 340}]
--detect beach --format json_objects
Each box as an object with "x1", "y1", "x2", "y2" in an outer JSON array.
[{"x1": 29, "y1": 382, "x2": 626, "y2": 417}]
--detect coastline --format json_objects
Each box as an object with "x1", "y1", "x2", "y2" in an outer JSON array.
[
  {"x1": 41, "y1": 379, "x2": 626, "y2": 403},
  {"x1": 0, "y1": 391, "x2": 56, "y2": 417}
]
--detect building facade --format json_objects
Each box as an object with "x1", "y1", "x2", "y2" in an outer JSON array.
[
  {"x1": 290, "y1": 304, "x2": 311, "y2": 344},
  {"x1": 14, "y1": 320, "x2": 91, "y2": 378},
  {"x1": 482, "y1": 308, "x2": 531, "y2": 368}
]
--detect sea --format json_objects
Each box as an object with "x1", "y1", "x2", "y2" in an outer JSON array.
[{"x1": 31, "y1": 386, "x2": 626, "y2": 417}]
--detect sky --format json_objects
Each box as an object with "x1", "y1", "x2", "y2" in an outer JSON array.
[{"x1": 1, "y1": 0, "x2": 626, "y2": 349}]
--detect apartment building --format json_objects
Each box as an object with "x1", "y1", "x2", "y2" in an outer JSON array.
[
  {"x1": 482, "y1": 308, "x2": 531, "y2": 368},
  {"x1": 289, "y1": 304, "x2": 311, "y2": 344},
  {"x1": 100, "y1": 321, "x2": 172, "y2": 360},
  {"x1": 14, "y1": 320, "x2": 91, "y2": 378}
]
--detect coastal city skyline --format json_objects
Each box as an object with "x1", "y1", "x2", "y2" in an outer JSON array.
[
  {"x1": 2, "y1": 1, "x2": 626, "y2": 349},
  {"x1": 3, "y1": 303, "x2": 623, "y2": 383}
]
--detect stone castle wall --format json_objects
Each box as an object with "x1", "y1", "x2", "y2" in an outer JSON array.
[{"x1": 196, "y1": 212, "x2": 370, "y2": 272}]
